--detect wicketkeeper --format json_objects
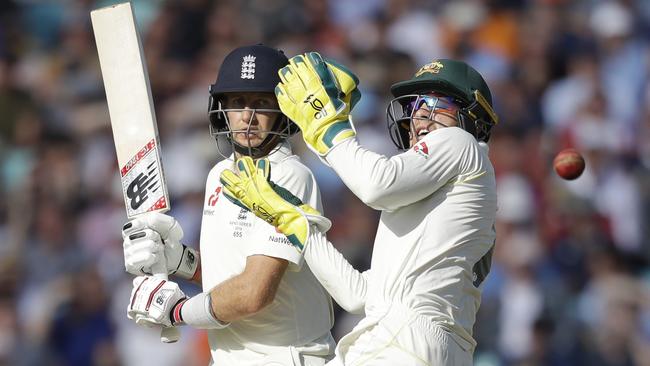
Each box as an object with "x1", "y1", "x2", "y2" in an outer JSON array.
[{"x1": 221, "y1": 53, "x2": 499, "y2": 365}]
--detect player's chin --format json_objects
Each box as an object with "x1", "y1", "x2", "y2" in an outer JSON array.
[{"x1": 233, "y1": 134, "x2": 264, "y2": 148}]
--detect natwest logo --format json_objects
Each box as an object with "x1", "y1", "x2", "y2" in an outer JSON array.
[{"x1": 208, "y1": 187, "x2": 221, "y2": 206}]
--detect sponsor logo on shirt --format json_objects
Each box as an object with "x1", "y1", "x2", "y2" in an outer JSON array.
[
  {"x1": 268, "y1": 235, "x2": 292, "y2": 246},
  {"x1": 413, "y1": 141, "x2": 429, "y2": 158},
  {"x1": 208, "y1": 187, "x2": 221, "y2": 206}
]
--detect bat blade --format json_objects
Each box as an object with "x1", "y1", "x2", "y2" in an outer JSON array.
[
  {"x1": 91, "y1": 1, "x2": 169, "y2": 219},
  {"x1": 91, "y1": 1, "x2": 178, "y2": 343}
]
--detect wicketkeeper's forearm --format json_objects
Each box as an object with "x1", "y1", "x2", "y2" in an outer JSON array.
[
  {"x1": 325, "y1": 138, "x2": 399, "y2": 210},
  {"x1": 304, "y1": 230, "x2": 366, "y2": 314},
  {"x1": 326, "y1": 137, "x2": 454, "y2": 211}
]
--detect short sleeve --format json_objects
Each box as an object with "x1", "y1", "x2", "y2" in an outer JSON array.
[{"x1": 244, "y1": 157, "x2": 322, "y2": 271}]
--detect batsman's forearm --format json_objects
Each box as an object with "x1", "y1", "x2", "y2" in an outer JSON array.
[
  {"x1": 208, "y1": 280, "x2": 256, "y2": 322},
  {"x1": 173, "y1": 291, "x2": 228, "y2": 329},
  {"x1": 206, "y1": 258, "x2": 285, "y2": 322},
  {"x1": 208, "y1": 282, "x2": 273, "y2": 322},
  {"x1": 304, "y1": 230, "x2": 366, "y2": 314}
]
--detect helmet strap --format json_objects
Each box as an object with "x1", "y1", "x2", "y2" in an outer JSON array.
[{"x1": 457, "y1": 110, "x2": 477, "y2": 140}]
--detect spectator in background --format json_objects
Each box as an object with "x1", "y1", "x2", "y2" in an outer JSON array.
[{"x1": 47, "y1": 266, "x2": 118, "y2": 366}]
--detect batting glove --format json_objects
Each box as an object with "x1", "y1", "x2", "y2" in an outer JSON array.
[
  {"x1": 220, "y1": 157, "x2": 331, "y2": 252},
  {"x1": 122, "y1": 212, "x2": 199, "y2": 280},
  {"x1": 127, "y1": 276, "x2": 187, "y2": 328},
  {"x1": 275, "y1": 52, "x2": 361, "y2": 156}
]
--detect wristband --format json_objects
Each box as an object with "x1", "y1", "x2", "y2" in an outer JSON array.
[
  {"x1": 170, "y1": 298, "x2": 189, "y2": 325},
  {"x1": 172, "y1": 292, "x2": 229, "y2": 329}
]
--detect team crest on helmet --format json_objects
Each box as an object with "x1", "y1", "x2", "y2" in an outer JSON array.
[
  {"x1": 415, "y1": 61, "x2": 444, "y2": 77},
  {"x1": 241, "y1": 55, "x2": 256, "y2": 79}
]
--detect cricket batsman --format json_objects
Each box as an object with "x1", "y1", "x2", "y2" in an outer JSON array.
[
  {"x1": 220, "y1": 54, "x2": 499, "y2": 365},
  {"x1": 120, "y1": 45, "x2": 340, "y2": 365}
]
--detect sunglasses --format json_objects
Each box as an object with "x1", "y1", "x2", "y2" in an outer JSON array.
[{"x1": 404, "y1": 94, "x2": 459, "y2": 116}]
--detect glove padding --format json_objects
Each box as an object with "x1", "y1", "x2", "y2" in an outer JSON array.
[
  {"x1": 275, "y1": 52, "x2": 361, "y2": 156},
  {"x1": 122, "y1": 212, "x2": 199, "y2": 280},
  {"x1": 127, "y1": 276, "x2": 187, "y2": 328},
  {"x1": 219, "y1": 157, "x2": 331, "y2": 252}
]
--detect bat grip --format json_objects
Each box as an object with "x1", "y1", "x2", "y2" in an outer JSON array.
[{"x1": 152, "y1": 262, "x2": 181, "y2": 343}]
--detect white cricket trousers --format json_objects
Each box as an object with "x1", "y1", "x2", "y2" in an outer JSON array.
[
  {"x1": 207, "y1": 332, "x2": 335, "y2": 365},
  {"x1": 328, "y1": 305, "x2": 473, "y2": 366},
  {"x1": 208, "y1": 350, "x2": 332, "y2": 366}
]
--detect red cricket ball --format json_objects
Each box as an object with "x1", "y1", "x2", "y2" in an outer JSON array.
[{"x1": 553, "y1": 148, "x2": 585, "y2": 180}]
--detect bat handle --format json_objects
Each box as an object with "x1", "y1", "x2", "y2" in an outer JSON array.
[{"x1": 152, "y1": 262, "x2": 181, "y2": 343}]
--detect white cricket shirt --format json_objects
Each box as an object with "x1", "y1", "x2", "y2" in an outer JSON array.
[
  {"x1": 199, "y1": 142, "x2": 334, "y2": 363},
  {"x1": 324, "y1": 127, "x2": 497, "y2": 350}
]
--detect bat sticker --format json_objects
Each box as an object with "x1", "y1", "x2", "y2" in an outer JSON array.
[{"x1": 120, "y1": 138, "x2": 168, "y2": 217}]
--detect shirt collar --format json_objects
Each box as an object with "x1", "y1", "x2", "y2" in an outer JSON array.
[
  {"x1": 267, "y1": 140, "x2": 293, "y2": 163},
  {"x1": 478, "y1": 141, "x2": 489, "y2": 153},
  {"x1": 226, "y1": 140, "x2": 293, "y2": 165}
]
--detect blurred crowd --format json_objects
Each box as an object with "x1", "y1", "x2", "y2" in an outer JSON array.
[{"x1": 1, "y1": 0, "x2": 650, "y2": 365}]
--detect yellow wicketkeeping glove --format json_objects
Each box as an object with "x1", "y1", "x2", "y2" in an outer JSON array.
[
  {"x1": 219, "y1": 157, "x2": 331, "y2": 252},
  {"x1": 275, "y1": 52, "x2": 361, "y2": 156}
]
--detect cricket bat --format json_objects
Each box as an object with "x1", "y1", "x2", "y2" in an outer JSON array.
[{"x1": 91, "y1": 1, "x2": 179, "y2": 343}]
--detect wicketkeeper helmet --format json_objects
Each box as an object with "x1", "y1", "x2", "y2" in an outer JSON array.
[{"x1": 386, "y1": 59, "x2": 499, "y2": 149}]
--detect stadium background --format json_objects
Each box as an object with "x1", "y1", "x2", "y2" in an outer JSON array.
[{"x1": 1, "y1": 0, "x2": 649, "y2": 365}]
